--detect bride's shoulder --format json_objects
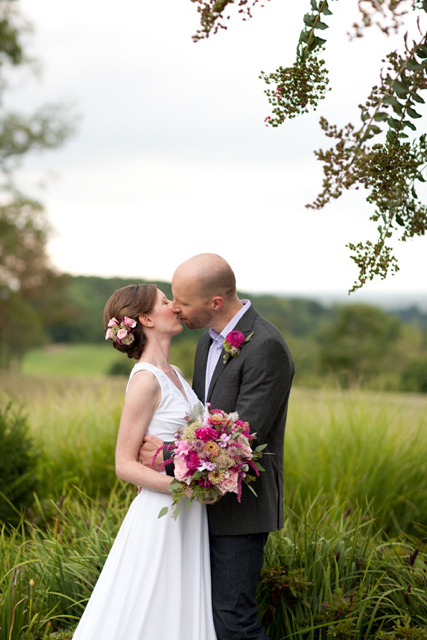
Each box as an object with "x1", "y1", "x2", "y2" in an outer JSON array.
[{"x1": 127, "y1": 367, "x2": 161, "y2": 394}]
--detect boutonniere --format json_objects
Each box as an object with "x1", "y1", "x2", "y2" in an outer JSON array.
[{"x1": 223, "y1": 331, "x2": 254, "y2": 364}]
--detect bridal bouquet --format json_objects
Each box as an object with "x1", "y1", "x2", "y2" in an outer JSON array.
[{"x1": 156, "y1": 402, "x2": 267, "y2": 520}]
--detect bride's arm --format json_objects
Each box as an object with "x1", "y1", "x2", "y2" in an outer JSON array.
[{"x1": 115, "y1": 371, "x2": 172, "y2": 493}]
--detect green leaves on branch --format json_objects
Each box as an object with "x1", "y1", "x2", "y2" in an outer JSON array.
[
  {"x1": 299, "y1": 0, "x2": 334, "y2": 57},
  {"x1": 307, "y1": 27, "x2": 427, "y2": 291},
  {"x1": 190, "y1": 0, "x2": 267, "y2": 42},
  {"x1": 308, "y1": 126, "x2": 427, "y2": 292},
  {"x1": 260, "y1": 53, "x2": 330, "y2": 126},
  {"x1": 261, "y1": 0, "x2": 335, "y2": 127}
]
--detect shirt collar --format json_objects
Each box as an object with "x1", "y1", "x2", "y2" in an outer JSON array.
[{"x1": 209, "y1": 299, "x2": 251, "y2": 342}]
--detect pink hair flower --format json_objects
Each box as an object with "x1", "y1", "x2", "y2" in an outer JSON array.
[
  {"x1": 123, "y1": 316, "x2": 137, "y2": 328},
  {"x1": 105, "y1": 316, "x2": 137, "y2": 345}
]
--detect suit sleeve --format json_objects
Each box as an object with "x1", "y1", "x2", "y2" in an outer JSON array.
[
  {"x1": 235, "y1": 333, "x2": 294, "y2": 443},
  {"x1": 162, "y1": 441, "x2": 174, "y2": 476}
]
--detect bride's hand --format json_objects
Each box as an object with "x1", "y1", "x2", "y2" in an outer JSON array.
[{"x1": 138, "y1": 434, "x2": 164, "y2": 471}]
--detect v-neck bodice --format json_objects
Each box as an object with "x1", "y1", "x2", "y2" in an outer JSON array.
[{"x1": 126, "y1": 362, "x2": 200, "y2": 441}]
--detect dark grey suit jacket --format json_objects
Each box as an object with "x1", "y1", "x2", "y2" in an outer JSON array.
[{"x1": 192, "y1": 304, "x2": 294, "y2": 536}]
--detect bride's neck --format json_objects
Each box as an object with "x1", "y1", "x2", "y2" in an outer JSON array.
[{"x1": 139, "y1": 335, "x2": 172, "y2": 370}]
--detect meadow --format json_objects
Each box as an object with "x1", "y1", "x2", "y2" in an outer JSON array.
[{"x1": 0, "y1": 345, "x2": 426, "y2": 638}]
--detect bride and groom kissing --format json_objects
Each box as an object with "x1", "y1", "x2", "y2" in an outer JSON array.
[{"x1": 73, "y1": 253, "x2": 294, "y2": 640}]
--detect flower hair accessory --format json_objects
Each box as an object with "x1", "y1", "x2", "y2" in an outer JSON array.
[
  {"x1": 105, "y1": 316, "x2": 137, "y2": 346},
  {"x1": 223, "y1": 330, "x2": 254, "y2": 364}
]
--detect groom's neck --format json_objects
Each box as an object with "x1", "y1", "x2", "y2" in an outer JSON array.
[{"x1": 210, "y1": 298, "x2": 244, "y2": 333}]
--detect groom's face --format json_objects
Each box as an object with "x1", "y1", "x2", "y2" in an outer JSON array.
[{"x1": 172, "y1": 277, "x2": 214, "y2": 330}]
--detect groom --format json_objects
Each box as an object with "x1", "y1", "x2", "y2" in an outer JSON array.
[{"x1": 140, "y1": 253, "x2": 294, "y2": 640}]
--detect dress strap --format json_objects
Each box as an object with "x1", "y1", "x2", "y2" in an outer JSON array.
[{"x1": 126, "y1": 362, "x2": 166, "y2": 395}]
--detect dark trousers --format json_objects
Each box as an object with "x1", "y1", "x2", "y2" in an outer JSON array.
[{"x1": 209, "y1": 532, "x2": 270, "y2": 640}]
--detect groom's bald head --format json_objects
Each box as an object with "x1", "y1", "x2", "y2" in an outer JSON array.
[{"x1": 174, "y1": 253, "x2": 236, "y2": 302}]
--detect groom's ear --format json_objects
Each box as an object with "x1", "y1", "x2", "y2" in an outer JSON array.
[
  {"x1": 211, "y1": 296, "x2": 224, "y2": 311},
  {"x1": 138, "y1": 313, "x2": 154, "y2": 327}
]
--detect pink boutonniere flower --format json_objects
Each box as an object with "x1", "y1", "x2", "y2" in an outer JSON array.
[{"x1": 223, "y1": 330, "x2": 254, "y2": 364}]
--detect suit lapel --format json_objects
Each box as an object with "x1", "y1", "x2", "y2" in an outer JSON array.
[
  {"x1": 206, "y1": 305, "x2": 259, "y2": 402},
  {"x1": 194, "y1": 333, "x2": 211, "y2": 402}
]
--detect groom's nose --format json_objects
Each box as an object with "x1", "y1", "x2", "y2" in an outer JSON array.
[{"x1": 171, "y1": 299, "x2": 180, "y2": 314}]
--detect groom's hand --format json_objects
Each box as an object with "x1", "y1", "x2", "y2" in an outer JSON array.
[{"x1": 138, "y1": 434, "x2": 164, "y2": 471}]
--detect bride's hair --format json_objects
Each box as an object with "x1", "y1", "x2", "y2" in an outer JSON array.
[{"x1": 103, "y1": 284, "x2": 158, "y2": 360}]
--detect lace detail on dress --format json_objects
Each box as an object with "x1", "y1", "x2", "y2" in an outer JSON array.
[
  {"x1": 128, "y1": 362, "x2": 195, "y2": 408},
  {"x1": 157, "y1": 366, "x2": 189, "y2": 405}
]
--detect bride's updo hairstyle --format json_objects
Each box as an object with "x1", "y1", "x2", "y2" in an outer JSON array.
[{"x1": 103, "y1": 284, "x2": 157, "y2": 360}]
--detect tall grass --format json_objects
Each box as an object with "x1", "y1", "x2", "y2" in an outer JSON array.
[
  {"x1": 1, "y1": 375, "x2": 427, "y2": 637},
  {"x1": 259, "y1": 495, "x2": 427, "y2": 639},
  {"x1": 0, "y1": 487, "x2": 134, "y2": 640},
  {"x1": 1, "y1": 375, "x2": 426, "y2": 534},
  {"x1": 1, "y1": 492, "x2": 425, "y2": 640},
  {"x1": 0, "y1": 375, "x2": 124, "y2": 504},
  {"x1": 285, "y1": 388, "x2": 427, "y2": 536}
]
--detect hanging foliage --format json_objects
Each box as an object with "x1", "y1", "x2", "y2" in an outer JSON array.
[{"x1": 190, "y1": 0, "x2": 427, "y2": 292}]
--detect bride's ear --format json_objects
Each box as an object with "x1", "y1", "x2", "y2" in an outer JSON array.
[{"x1": 138, "y1": 313, "x2": 154, "y2": 328}]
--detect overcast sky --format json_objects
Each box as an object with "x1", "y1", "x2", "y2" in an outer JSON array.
[{"x1": 11, "y1": 0, "x2": 427, "y2": 299}]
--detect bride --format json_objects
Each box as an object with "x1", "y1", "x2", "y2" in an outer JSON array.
[{"x1": 72, "y1": 283, "x2": 217, "y2": 640}]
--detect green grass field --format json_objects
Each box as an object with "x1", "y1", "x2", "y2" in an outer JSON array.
[
  {"x1": 21, "y1": 341, "x2": 197, "y2": 381},
  {"x1": 1, "y1": 348, "x2": 427, "y2": 639},
  {"x1": 21, "y1": 344, "x2": 124, "y2": 378}
]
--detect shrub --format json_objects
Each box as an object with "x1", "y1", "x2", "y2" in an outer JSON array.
[
  {"x1": 401, "y1": 356, "x2": 427, "y2": 393},
  {"x1": 0, "y1": 402, "x2": 39, "y2": 525},
  {"x1": 106, "y1": 358, "x2": 133, "y2": 377}
]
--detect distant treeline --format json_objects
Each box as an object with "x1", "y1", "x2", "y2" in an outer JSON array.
[{"x1": 44, "y1": 275, "x2": 427, "y2": 393}]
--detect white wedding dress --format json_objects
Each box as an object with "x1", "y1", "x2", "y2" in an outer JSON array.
[{"x1": 73, "y1": 363, "x2": 217, "y2": 640}]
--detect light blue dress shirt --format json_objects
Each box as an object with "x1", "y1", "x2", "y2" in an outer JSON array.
[{"x1": 204, "y1": 300, "x2": 251, "y2": 402}]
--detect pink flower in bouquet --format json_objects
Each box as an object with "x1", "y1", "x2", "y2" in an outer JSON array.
[
  {"x1": 227, "y1": 443, "x2": 244, "y2": 459},
  {"x1": 117, "y1": 329, "x2": 128, "y2": 340},
  {"x1": 195, "y1": 426, "x2": 218, "y2": 442},
  {"x1": 193, "y1": 439, "x2": 205, "y2": 452},
  {"x1": 206, "y1": 411, "x2": 229, "y2": 428},
  {"x1": 174, "y1": 457, "x2": 190, "y2": 482},
  {"x1": 239, "y1": 442, "x2": 253, "y2": 459},
  {"x1": 226, "y1": 331, "x2": 246, "y2": 348},
  {"x1": 218, "y1": 433, "x2": 231, "y2": 448},
  {"x1": 235, "y1": 420, "x2": 250, "y2": 436},
  {"x1": 105, "y1": 328, "x2": 114, "y2": 340},
  {"x1": 157, "y1": 402, "x2": 266, "y2": 521},
  {"x1": 219, "y1": 472, "x2": 239, "y2": 494},
  {"x1": 199, "y1": 460, "x2": 217, "y2": 472},
  {"x1": 186, "y1": 451, "x2": 201, "y2": 472},
  {"x1": 108, "y1": 318, "x2": 119, "y2": 327},
  {"x1": 175, "y1": 439, "x2": 191, "y2": 456}
]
